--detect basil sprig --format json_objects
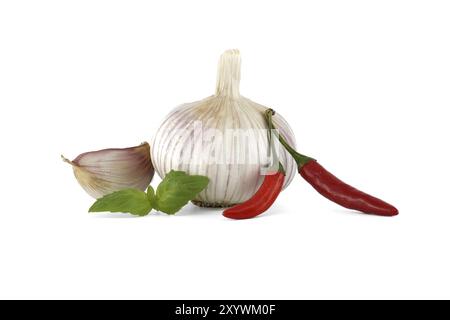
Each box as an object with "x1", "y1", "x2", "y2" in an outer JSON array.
[{"x1": 89, "y1": 171, "x2": 209, "y2": 216}]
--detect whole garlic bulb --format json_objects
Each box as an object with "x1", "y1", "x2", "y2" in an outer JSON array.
[{"x1": 151, "y1": 50, "x2": 297, "y2": 207}]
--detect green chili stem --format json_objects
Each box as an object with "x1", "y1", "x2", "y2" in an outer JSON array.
[
  {"x1": 266, "y1": 109, "x2": 285, "y2": 174},
  {"x1": 265, "y1": 109, "x2": 314, "y2": 168}
]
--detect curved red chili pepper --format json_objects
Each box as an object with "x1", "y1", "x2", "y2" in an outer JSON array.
[
  {"x1": 265, "y1": 108, "x2": 398, "y2": 217},
  {"x1": 223, "y1": 171, "x2": 285, "y2": 220},
  {"x1": 300, "y1": 161, "x2": 398, "y2": 216}
]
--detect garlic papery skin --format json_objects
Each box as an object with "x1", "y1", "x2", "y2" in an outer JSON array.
[
  {"x1": 62, "y1": 142, "x2": 154, "y2": 199},
  {"x1": 151, "y1": 50, "x2": 297, "y2": 208}
]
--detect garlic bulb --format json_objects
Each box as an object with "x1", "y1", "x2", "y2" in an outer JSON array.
[
  {"x1": 151, "y1": 49, "x2": 297, "y2": 207},
  {"x1": 62, "y1": 142, "x2": 154, "y2": 199}
]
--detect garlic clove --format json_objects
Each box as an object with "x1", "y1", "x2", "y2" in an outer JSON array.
[{"x1": 62, "y1": 142, "x2": 154, "y2": 199}]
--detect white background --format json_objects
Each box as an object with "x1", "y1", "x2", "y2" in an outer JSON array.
[{"x1": 1, "y1": 0, "x2": 449, "y2": 300}]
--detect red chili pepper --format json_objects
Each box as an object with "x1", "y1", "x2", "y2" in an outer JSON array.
[
  {"x1": 223, "y1": 115, "x2": 286, "y2": 220},
  {"x1": 300, "y1": 161, "x2": 398, "y2": 216},
  {"x1": 223, "y1": 170, "x2": 285, "y2": 220},
  {"x1": 265, "y1": 109, "x2": 398, "y2": 217}
]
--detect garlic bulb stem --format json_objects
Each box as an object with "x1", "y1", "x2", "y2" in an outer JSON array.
[{"x1": 215, "y1": 49, "x2": 241, "y2": 99}]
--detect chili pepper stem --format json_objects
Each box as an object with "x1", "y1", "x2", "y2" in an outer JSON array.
[
  {"x1": 277, "y1": 162, "x2": 285, "y2": 174},
  {"x1": 265, "y1": 109, "x2": 286, "y2": 174},
  {"x1": 265, "y1": 109, "x2": 314, "y2": 167}
]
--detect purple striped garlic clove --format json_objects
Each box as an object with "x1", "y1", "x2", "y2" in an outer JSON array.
[{"x1": 62, "y1": 142, "x2": 154, "y2": 199}]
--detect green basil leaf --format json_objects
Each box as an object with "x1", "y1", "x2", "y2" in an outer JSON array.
[
  {"x1": 146, "y1": 185, "x2": 157, "y2": 209},
  {"x1": 88, "y1": 189, "x2": 152, "y2": 216},
  {"x1": 155, "y1": 170, "x2": 209, "y2": 215}
]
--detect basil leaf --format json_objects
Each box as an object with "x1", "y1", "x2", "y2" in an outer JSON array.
[
  {"x1": 155, "y1": 170, "x2": 209, "y2": 215},
  {"x1": 146, "y1": 185, "x2": 157, "y2": 209},
  {"x1": 89, "y1": 189, "x2": 152, "y2": 216}
]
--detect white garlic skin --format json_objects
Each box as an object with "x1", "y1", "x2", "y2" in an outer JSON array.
[
  {"x1": 151, "y1": 50, "x2": 297, "y2": 207},
  {"x1": 62, "y1": 142, "x2": 154, "y2": 199}
]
